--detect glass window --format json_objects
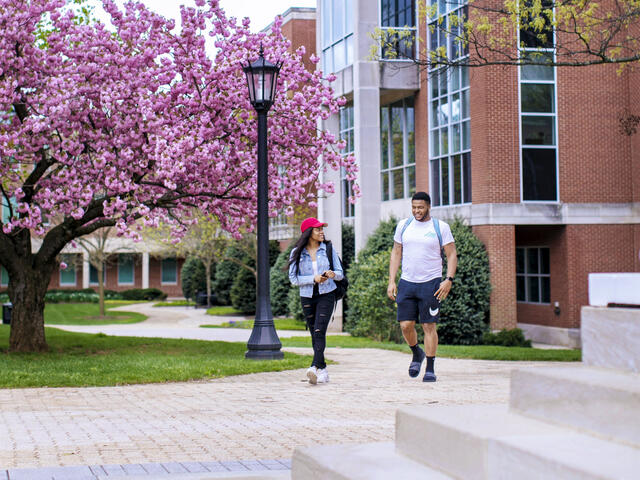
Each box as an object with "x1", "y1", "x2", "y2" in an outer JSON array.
[
  {"x1": 59, "y1": 254, "x2": 77, "y2": 286},
  {"x1": 118, "y1": 254, "x2": 134, "y2": 285},
  {"x1": 522, "y1": 116, "x2": 555, "y2": 145},
  {"x1": 516, "y1": 247, "x2": 551, "y2": 304},
  {"x1": 522, "y1": 148, "x2": 557, "y2": 201},
  {"x1": 340, "y1": 106, "x2": 355, "y2": 218},
  {"x1": 380, "y1": 0, "x2": 416, "y2": 59},
  {"x1": 521, "y1": 52, "x2": 554, "y2": 81},
  {"x1": 380, "y1": 98, "x2": 416, "y2": 201},
  {"x1": 322, "y1": 0, "x2": 354, "y2": 72},
  {"x1": 161, "y1": 258, "x2": 177, "y2": 284},
  {"x1": 0, "y1": 266, "x2": 8, "y2": 286},
  {"x1": 519, "y1": 0, "x2": 554, "y2": 49},
  {"x1": 521, "y1": 84, "x2": 555, "y2": 113},
  {"x1": 89, "y1": 263, "x2": 106, "y2": 285}
]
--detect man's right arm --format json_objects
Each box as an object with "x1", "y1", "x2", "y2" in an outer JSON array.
[{"x1": 387, "y1": 241, "x2": 402, "y2": 300}]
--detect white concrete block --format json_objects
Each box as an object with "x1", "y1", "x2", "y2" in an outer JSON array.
[
  {"x1": 588, "y1": 273, "x2": 640, "y2": 307},
  {"x1": 489, "y1": 430, "x2": 640, "y2": 480},
  {"x1": 291, "y1": 442, "x2": 452, "y2": 480},
  {"x1": 510, "y1": 366, "x2": 640, "y2": 447},
  {"x1": 582, "y1": 306, "x2": 640, "y2": 373},
  {"x1": 396, "y1": 404, "x2": 566, "y2": 480}
]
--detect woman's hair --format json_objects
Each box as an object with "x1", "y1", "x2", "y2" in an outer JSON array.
[{"x1": 288, "y1": 228, "x2": 330, "y2": 274}]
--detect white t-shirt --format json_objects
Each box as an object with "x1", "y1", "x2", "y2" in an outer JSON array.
[{"x1": 393, "y1": 217, "x2": 455, "y2": 283}]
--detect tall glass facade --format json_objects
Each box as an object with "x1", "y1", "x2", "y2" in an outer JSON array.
[
  {"x1": 340, "y1": 106, "x2": 355, "y2": 218},
  {"x1": 427, "y1": 1, "x2": 471, "y2": 206},
  {"x1": 380, "y1": 98, "x2": 416, "y2": 201},
  {"x1": 380, "y1": 0, "x2": 416, "y2": 59},
  {"x1": 322, "y1": 0, "x2": 354, "y2": 73},
  {"x1": 520, "y1": 1, "x2": 558, "y2": 201}
]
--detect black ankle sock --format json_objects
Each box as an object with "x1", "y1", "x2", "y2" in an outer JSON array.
[
  {"x1": 410, "y1": 343, "x2": 423, "y2": 361},
  {"x1": 426, "y1": 356, "x2": 435, "y2": 372}
]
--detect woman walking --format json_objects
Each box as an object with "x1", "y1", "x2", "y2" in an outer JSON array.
[{"x1": 288, "y1": 217, "x2": 343, "y2": 385}]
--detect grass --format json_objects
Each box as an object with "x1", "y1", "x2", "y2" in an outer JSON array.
[
  {"x1": 0, "y1": 326, "x2": 311, "y2": 388},
  {"x1": 201, "y1": 318, "x2": 306, "y2": 330},
  {"x1": 153, "y1": 300, "x2": 195, "y2": 307},
  {"x1": 44, "y1": 301, "x2": 147, "y2": 325},
  {"x1": 206, "y1": 305, "x2": 243, "y2": 316},
  {"x1": 280, "y1": 335, "x2": 581, "y2": 362}
]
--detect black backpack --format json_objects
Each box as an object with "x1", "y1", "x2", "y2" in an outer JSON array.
[{"x1": 325, "y1": 241, "x2": 348, "y2": 301}]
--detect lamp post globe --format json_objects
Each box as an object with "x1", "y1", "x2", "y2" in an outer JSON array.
[{"x1": 242, "y1": 47, "x2": 284, "y2": 360}]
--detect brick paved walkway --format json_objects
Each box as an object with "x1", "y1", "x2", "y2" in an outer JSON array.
[{"x1": 0, "y1": 304, "x2": 572, "y2": 478}]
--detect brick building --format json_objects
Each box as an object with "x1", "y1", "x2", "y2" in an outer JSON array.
[{"x1": 313, "y1": 0, "x2": 640, "y2": 346}]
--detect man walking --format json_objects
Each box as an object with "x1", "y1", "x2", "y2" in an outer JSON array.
[{"x1": 387, "y1": 192, "x2": 457, "y2": 382}]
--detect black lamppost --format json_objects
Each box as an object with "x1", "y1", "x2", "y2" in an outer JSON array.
[{"x1": 242, "y1": 47, "x2": 284, "y2": 360}]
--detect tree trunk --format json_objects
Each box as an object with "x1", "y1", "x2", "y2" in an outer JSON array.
[
  {"x1": 205, "y1": 261, "x2": 212, "y2": 308},
  {"x1": 8, "y1": 264, "x2": 53, "y2": 352},
  {"x1": 97, "y1": 265, "x2": 105, "y2": 317}
]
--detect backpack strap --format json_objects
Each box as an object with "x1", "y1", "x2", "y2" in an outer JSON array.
[
  {"x1": 400, "y1": 217, "x2": 413, "y2": 241},
  {"x1": 326, "y1": 241, "x2": 334, "y2": 271},
  {"x1": 433, "y1": 218, "x2": 443, "y2": 253}
]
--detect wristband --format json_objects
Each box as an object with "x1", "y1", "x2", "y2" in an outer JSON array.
[{"x1": 446, "y1": 276, "x2": 454, "y2": 282}]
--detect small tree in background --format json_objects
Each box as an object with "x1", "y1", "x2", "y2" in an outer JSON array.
[
  {"x1": 180, "y1": 257, "x2": 216, "y2": 303},
  {"x1": 356, "y1": 216, "x2": 398, "y2": 260},
  {"x1": 230, "y1": 256, "x2": 256, "y2": 315}
]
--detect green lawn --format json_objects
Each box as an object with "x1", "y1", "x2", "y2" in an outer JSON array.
[
  {"x1": 0, "y1": 326, "x2": 311, "y2": 388},
  {"x1": 206, "y1": 306, "x2": 243, "y2": 316},
  {"x1": 201, "y1": 318, "x2": 306, "y2": 330},
  {"x1": 280, "y1": 335, "x2": 581, "y2": 362},
  {"x1": 44, "y1": 301, "x2": 147, "y2": 325}
]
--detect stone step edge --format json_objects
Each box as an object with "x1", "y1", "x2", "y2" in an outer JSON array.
[
  {"x1": 510, "y1": 365, "x2": 640, "y2": 448},
  {"x1": 291, "y1": 441, "x2": 453, "y2": 480},
  {"x1": 396, "y1": 404, "x2": 640, "y2": 480}
]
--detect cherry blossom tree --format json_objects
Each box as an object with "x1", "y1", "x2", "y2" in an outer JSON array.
[{"x1": 0, "y1": 0, "x2": 358, "y2": 352}]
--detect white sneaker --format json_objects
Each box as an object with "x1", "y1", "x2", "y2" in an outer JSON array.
[
  {"x1": 316, "y1": 368, "x2": 329, "y2": 384},
  {"x1": 306, "y1": 366, "x2": 318, "y2": 385}
]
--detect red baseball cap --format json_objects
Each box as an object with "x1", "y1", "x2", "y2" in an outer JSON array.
[{"x1": 300, "y1": 217, "x2": 328, "y2": 233}]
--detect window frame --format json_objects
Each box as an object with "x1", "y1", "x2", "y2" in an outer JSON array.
[
  {"x1": 117, "y1": 253, "x2": 135, "y2": 286},
  {"x1": 516, "y1": 246, "x2": 551, "y2": 304},
  {"x1": 321, "y1": 0, "x2": 354, "y2": 73},
  {"x1": 339, "y1": 105, "x2": 356, "y2": 219},
  {"x1": 59, "y1": 254, "x2": 78, "y2": 287},
  {"x1": 161, "y1": 258, "x2": 178, "y2": 285},
  {"x1": 89, "y1": 263, "x2": 107, "y2": 286},
  {"x1": 380, "y1": 97, "x2": 416, "y2": 202},
  {"x1": 379, "y1": 0, "x2": 418, "y2": 61},
  {"x1": 518, "y1": 4, "x2": 559, "y2": 203}
]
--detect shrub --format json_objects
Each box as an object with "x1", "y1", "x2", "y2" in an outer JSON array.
[
  {"x1": 103, "y1": 289, "x2": 122, "y2": 300},
  {"x1": 356, "y1": 216, "x2": 398, "y2": 261},
  {"x1": 344, "y1": 250, "x2": 403, "y2": 342},
  {"x1": 120, "y1": 288, "x2": 167, "y2": 301},
  {"x1": 181, "y1": 257, "x2": 216, "y2": 301},
  {"x1": 287, "y1": 286, "x2": 304, "y2": 322},
  {"x1": 44, "y1": 291, "x2": 98, "y2": 303},
  {"x1": 230, "y1": 259, "x2": 256, "y2": 315},
  {"x1": 268, "y1": 240, "x2": 281, "y2": 267},
  {"x1": 270, "y1": 244, "x2": 294, "y2": 317},
  {"x1": 483, "y1": 328, "x2": 532, "y2": 347},
  {"x1": 213, "y1": 245, "x2": 244, "y2": 305},
  {"x1": 436, "y1": 218, "x2": 491, "y2": 345}
]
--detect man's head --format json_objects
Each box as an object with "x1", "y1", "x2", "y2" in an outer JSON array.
[{"x1": 411, "y1": 191, "x2": 431, "y2": 222}]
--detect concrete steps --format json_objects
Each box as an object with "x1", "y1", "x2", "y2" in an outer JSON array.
[
  {"x1": 291, "y1": 441, "x2": 453, "y2": 479},
  {"x1": 510, "y1": 365, "x2": 640, "y2": 447},
  {"x1": 397, "y1": 404, "x2": 640, "y2": 480},
  {"x1": 290, "y1": 305, "x2": 640, "y2": 478}
]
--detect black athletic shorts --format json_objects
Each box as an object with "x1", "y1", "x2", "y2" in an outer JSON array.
[{"x1": 396, "y1": 278, "x2": 441, "y2": 323}]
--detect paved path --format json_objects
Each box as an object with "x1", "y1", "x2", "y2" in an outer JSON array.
[
  {"x1": 0, "y1": 304, "x2": 572, "y2": 477},
  {"x1": 53, "y1": 303, "x2": 310, "y2": 342}
]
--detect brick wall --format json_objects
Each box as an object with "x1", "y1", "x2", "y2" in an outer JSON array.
[
  {"x1": 148, "y1": 257, "x2": 185, "y2": 297},
  {"x1": 473, "y1": 225, "x2": 517, "y2": 329},
  {"x1": 557, "y1": 65, "x2": 634, "y2": 203},
  {"x1": 281, "y1": 18, "x2": 316, "y2": 71}
]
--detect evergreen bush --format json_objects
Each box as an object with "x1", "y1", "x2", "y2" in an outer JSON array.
[
  {"x1": 230, "y1": 258, "x2": 256, "y2": 315},
  {"x1": 482, "y1": 328, "x2": 532, "y2": 347},
  {"x1": 287, "y1": 285, "x2": 304, "y2": 322},
  {"x1": 180, "y1": 257, "x2": 216, "y2": 301},
  {"x1": 270, "y1": 244, "x2": 294, "y2": 317},
  {"x1": 213, "y1": 245, "x2": 244, "y2": 305},
  {"x1": 356, "y1": 216, "x2": 398, "y2": 260},
  {"x1": 344, "y1": 250, "x2": 403, "y2": 342},
  {"x1": 120, "y1": 288, "x2": 167, "y2": 301}
]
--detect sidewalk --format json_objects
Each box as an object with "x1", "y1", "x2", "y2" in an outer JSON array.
[{"x1": 0, "y1": 304, "x2": 571, "y2": 478}]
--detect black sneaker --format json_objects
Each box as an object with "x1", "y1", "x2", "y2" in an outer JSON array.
[
  {"x1": 423, "y1": 371, "x2": 437, "y2": 382},
  {"x1": 408, "y1": 347, "x2": 426, "y2": 378}
]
